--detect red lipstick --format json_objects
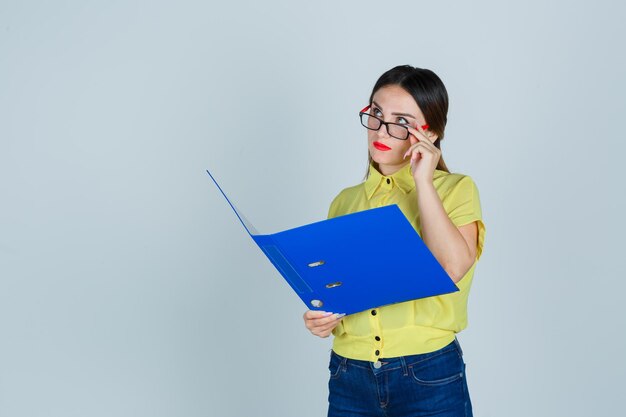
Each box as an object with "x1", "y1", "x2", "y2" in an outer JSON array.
[{"x1": 373, "y1": 141, "x2": 391, "y2": 151}]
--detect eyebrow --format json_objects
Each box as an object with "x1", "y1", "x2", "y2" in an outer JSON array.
[{"x1": 372, "y1": 101, "x2": 416, "y2": 119}]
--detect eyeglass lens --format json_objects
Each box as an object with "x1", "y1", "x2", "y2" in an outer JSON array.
[{"x1": 361, "y1": 114, "x2": 409, "y2": 140}]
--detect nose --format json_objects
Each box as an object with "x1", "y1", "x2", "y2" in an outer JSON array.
[{"x1": 375, "y1": 121, "x2": 390, "y2": 139}]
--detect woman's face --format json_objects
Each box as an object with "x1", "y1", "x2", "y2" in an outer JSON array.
[{"x1": 367, "y1": 84, "x2": 428, "y2": 174}]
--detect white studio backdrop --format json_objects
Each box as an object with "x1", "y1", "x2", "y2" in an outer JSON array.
[{"x1": 1, "y1": 1, "x2": 624, "y2": 416}]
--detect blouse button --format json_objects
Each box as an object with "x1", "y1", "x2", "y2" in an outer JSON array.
[
  {"x1": 386, "y1": 178, "x2": 391, "y2": 184},
  {"x1": 371, "y1": 310, "x2": 377, "y2": 316},
  {"x1": 375, "y1": 350, "x2": 380, "y2": 356},
  {"x1": 375, "y1": 336, "x2": 381, "y2": 341}
]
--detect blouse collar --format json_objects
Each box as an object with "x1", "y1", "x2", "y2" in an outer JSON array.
[{"x1": 364, "y1": 163, "x2": 446, "y2": 200}]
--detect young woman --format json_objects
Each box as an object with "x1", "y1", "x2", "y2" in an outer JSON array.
[{"x1": 303, "y1": 65, "x2": 485, "y2": 417}]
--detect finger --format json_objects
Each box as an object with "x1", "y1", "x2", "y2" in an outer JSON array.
[
  {"x1": 411, "y1": 149, "x2": 420, "y2": 164},
  {"x1": 313, "y1": 320, "x2": 341, "y2": 335},
  {"x1": 409, "y1": 123, "x2": 438, "y2": 144},
  {"x1": 416, "y1": 126, "x2": 438, "y2": 144},
  {"x1": 403, "y1": 143, "x2": 419, "y2": 159},
  {"x1": 309, "y1": 313, "x2": 345, "y2": 327},
  {"x1": 413, "y1": 141, "x2": 439, "y2": 160},
  {"x1": 404, "y1": 143, "x2": 425, "y2": 160},
  {"x1": 304, "y1": 310, "x2": 334, "y2": 319},
  {"x1": 406, "y1": 125, "x2": 429, "y2": 143},
  {"x1": 410, "y1": 146, "x2": 429, "y2": 164},
  {"x1": 312, "y1": 329, "x2": 332, "y2": 338},
  {"x1": 408, "y1": 139, "x2": 437, "y2": 157},
  {"x1": 316, "y1": 319, "x2": 341, "y2": 333},
  {"x1": 410, "y1": 143, "x2": 440, "y2": 167},
  {"x1": 312, "y1": 314, "x2": 345, "y2": 327},
  {"x1": 415, "y1": 122, "x2": 430, "y2": 132}
]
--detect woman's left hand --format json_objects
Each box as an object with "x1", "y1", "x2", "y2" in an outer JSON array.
[{"x1": 403, "y1": 125, "x2": 440, "y2": 185}]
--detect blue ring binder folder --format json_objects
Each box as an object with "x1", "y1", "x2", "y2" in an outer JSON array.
[
  {"x1": 206, "y1": 169, "x2": 458, "y2": 316},
  {"x1": 260, "y1": 244, "x2": 313, "y2": 294}
]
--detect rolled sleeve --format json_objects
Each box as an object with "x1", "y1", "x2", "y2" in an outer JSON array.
[{"x1": 445, "y1": 176, "x2": 486, "y2": 261}]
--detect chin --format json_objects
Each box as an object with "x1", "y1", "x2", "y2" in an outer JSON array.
[{"x1": 370, "y1": 150, "x2": 403, "y2": 166}]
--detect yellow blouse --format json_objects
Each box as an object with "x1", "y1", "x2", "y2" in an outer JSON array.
[{"x1": 328, "y1": 163, "x2": 485, "y2": 361}]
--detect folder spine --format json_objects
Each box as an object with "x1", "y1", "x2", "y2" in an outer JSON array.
[{"x1": 254, "y1": 236, "x2": 314, "y2": 296}]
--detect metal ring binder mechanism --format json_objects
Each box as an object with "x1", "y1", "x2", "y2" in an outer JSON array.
[{"x1": 206, "y1": 169, "x2": 458, "y2": 316}]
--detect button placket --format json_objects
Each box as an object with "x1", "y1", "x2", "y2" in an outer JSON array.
[
  {"x1": 370, "y1": 309, "x2": 384, "y2": 362},
  {"x1": 381, "y1": 177, "x2": 392, "y2": 191}
]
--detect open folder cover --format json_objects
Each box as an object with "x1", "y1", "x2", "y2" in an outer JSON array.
[{"x1": 207, "y1": 170, "x2": 458, "y2": 316}]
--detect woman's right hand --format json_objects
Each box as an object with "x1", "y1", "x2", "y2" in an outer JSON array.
[{"x1": 303, "y1": 310, "x2": 345, "y2": 338}]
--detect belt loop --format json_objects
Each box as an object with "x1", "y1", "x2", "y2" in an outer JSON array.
[
  {"x1": 400, "y1": 355, "x2": 408, "y2": 376},
  {"x1": 341, "y1": 355, "x2": 348, "y2": 372},
  {"x1": 454, "y1": 337, "x2": 464, "y2": 357}
]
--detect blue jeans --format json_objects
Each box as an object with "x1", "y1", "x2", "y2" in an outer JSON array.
[{"x1": 327, "y1": 338, "x2": 472, "y2": 417}]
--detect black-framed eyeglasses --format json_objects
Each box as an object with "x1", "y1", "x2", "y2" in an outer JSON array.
[{"x1": 358, "y1": 105, "x2": 429, "y2": 140}]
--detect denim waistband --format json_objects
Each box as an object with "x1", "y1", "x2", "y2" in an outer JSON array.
[{"x1": 331, "y1": 338, "x2": 463, "y2": 373}]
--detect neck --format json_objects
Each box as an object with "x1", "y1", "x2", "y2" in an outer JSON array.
[{"x1": 376, "y1": 161, "x2": 410, "y2": 176}]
